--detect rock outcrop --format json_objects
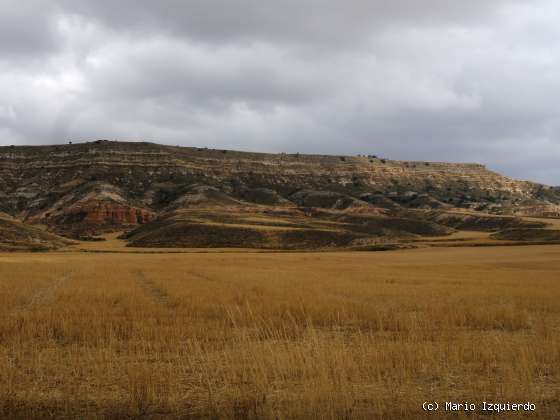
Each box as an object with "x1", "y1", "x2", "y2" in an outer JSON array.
[{"x1": 22, "y1": 181, "x2": 155, "y2": 237}]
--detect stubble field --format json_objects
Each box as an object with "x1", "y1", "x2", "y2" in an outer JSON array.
[{"x1": 1, "y1": 245, "x2": 560, "y2": 419}]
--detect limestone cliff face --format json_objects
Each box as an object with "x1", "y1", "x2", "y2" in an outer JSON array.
[{"x1": 0, "y1": 140, "x2": 558, "y2": 236}]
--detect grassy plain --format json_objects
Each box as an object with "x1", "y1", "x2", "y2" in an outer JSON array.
[{"x1": 1, "y1": 245, "x2": 560, "y2": 418}]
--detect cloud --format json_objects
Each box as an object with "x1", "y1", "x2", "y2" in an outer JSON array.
[
  {"x1": 56, "y1": 0, "x2": 524, "y2": 47},
  {"x1": 0, "y1": 0, "x2": 559, "y2": 184},
  {"x1": 0, "y1": 1, "x2": 60, "y2": 57}
]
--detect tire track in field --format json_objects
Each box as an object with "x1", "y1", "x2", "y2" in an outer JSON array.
[
  {"x1": 186, "y1": 270, "x2": 218, "y2": 282},
  {"x1": 134, "y1": 270, "x2": 175, "y2": 308},
  {"x1": 11, "y1": 271, "x2": 75, "y2": 315}
]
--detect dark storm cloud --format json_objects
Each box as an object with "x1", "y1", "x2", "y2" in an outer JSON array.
[{"x1": 0, "y1": 0, "x2": 559, "y2": 184}]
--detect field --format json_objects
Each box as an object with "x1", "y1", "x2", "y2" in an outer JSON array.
[{"x1": 1, "y1": 245, "x2": 560, "y2": 419}]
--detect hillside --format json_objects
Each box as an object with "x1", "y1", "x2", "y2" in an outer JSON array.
[
  {"x1": 0, "y1": 140, "x2": 558, "y2": 248},
  {"x1": 0, "y1": 212, "x2": 72, "y2": 251}
]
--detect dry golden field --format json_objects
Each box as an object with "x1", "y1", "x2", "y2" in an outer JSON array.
[{"x1": 1, "y1": 245, "x2": 560, "y2": 419}]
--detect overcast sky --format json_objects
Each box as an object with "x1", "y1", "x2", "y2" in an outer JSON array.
[{"x1": 1, "y1": 1, "x2": 560, "y2": 184}]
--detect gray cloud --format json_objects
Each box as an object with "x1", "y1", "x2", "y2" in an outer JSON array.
[
  {"x1": 57, "y1": 0, "x2": 524, "y2": 46},
  {"x1": 0, "y1": 1, "x2": 59, "y2": 57},
  {"x1": 0, "y1": 0, "x2": 559, "y2": 184}
]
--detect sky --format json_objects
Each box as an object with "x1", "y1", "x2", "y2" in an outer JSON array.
[{"x1": 1, "y1": 1, "x2": 560, "y2": 184}]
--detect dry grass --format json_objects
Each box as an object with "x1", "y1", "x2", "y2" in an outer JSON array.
[{"x1": 1, "y1": 246, "x2": 560, "y2": 418}]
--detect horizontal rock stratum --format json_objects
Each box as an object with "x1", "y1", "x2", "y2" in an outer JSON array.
[{"x1": 0, "y1": 140, "x2": 558, "y2": 248}]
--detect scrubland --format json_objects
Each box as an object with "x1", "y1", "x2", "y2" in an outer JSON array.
[{"x1": 1, "y1": 246, "x2": 560, "y2": 418}]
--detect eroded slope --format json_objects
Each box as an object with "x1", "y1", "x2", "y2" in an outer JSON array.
[
  {"x1": 1, "y1": 140, "x2": 559, "y2": 247},
  {"x1": 0, "y1": 212, "x2": 72, "y2": 251}
]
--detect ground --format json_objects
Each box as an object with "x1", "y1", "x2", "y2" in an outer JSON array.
[{"x1": 1, "y1": 241, "x2": 560, "y2": 419}]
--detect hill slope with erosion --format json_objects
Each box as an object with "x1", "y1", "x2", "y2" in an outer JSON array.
[
  {"x1": 0, "y1": 140, "x2": 558, "y2": 248},
  {"x1": 0, "y1": 212, "x2": 72, "y2": 251}
]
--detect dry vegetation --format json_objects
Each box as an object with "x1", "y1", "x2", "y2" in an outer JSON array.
[{"x1": 1, "y1": 246, "x2": 560, "y2": 418}]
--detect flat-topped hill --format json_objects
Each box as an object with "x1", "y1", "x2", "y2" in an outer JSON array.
[{"x1": 0, "y1": 140, "x2": 558, "y2": 247}]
